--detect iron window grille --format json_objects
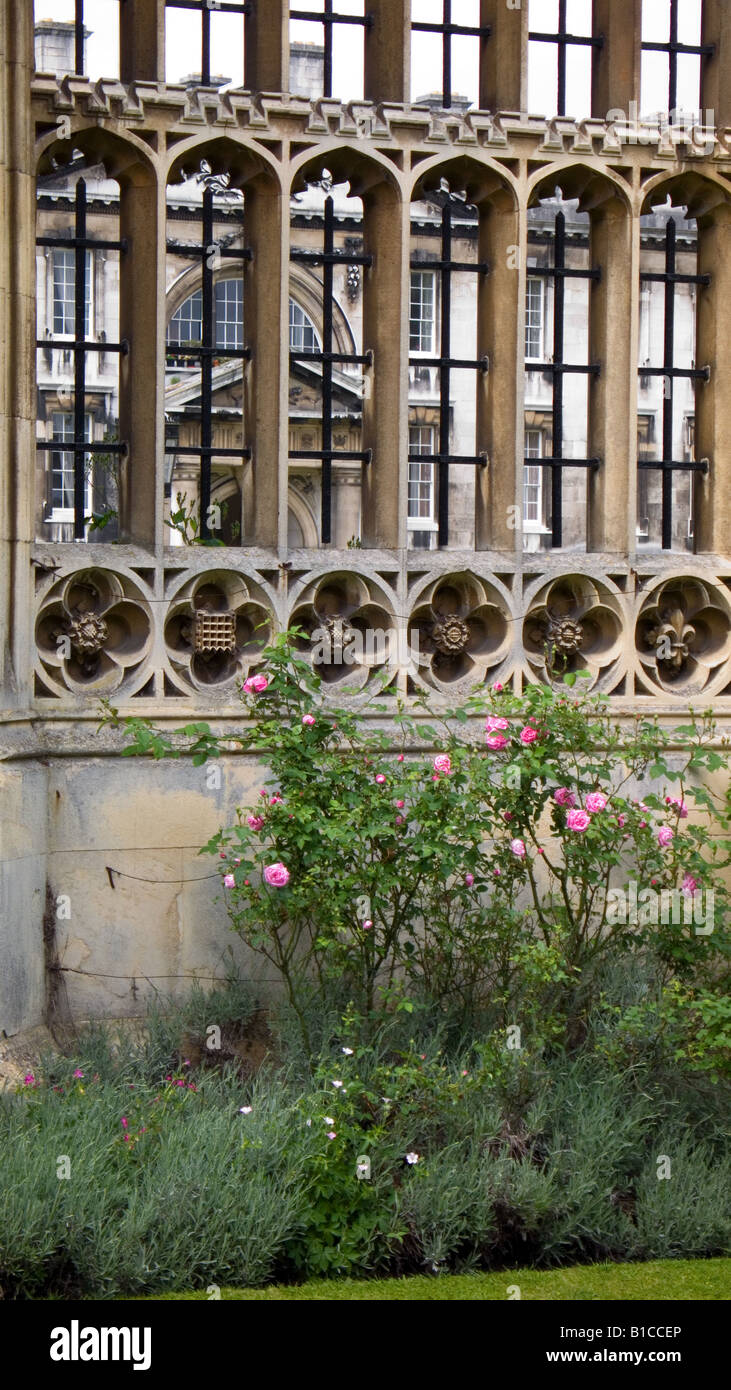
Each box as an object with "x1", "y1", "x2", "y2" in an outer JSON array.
[
  {"x1": 408, "y1": 191, "x2": 489, "y2": 548},
  {"x1": 523, "y1": 209, "x2": 600, "y2": 549},
  {"x1": 164, "y1": 1, "x2": 251, "y2": 87},
  {"x1": 638, "y1": 214, "x2": 710, "y2": 551},
  {"x1": 411, "y1": 1, "x2": 490, "y2": 110},
  {"x1": 38, "y1": 0, "x2": 117, "y2": 77},
  {"x1": 641, "y1": 0, "x2": 714, "y2": 118},
  {"x1": 289, "y1": 190, "x2": 372, "y2": 544},
  {"x1": 165, "y1": 167, "x2": 252, "y2": 540},
  {"x1": 528, "y1": 0, "x2": 602, "y2": 117},
  {"x1": 35, "y1": 178, "x2": 128, "y2": 540},
  {"x1": 289, "y1": 2, "x2": 373, "y2": 99}
]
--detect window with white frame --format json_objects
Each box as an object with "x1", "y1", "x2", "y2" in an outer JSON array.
[
  {"x1": 525, "y1": 275, "x2": 544, "y2": 360},
  {"x1": 523, "y1": 427, "x2": 546, "y2": 528},
  {"x1": 214, "y1": 279, "x2": 243, "y2": 350},
  {"x1": 409, "y1": 270, "x2": 435, "y2": 354},
  {"x1": 288, "y1": 298, "x2": 319, "y2": 352},
  {"x1": 408, "y1": 423, "x2": 437, "y2": 548},
  {"x1": 53, "y1": 248, "x2": 92, "y2": 337},
  {"x1": 49, "y1": 411, "x2": 93, "y2": 518}
]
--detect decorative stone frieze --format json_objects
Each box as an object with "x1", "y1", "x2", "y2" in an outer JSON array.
[
  {"x1": 636, "y1": 576, "x2": 731, "y2": 696},
  {"x1": 407, "y1": 572, "x2": 512, "y2": 691},
  {"x1": 288, "y1": 571, "x2": 396, "y2": 693},
  {"x1": 35, "y1": 568, "x2": 152, "y2": 695},
  {"x1": 523, "y1": 575, "x2": 624, "y2": 690},
  {"x1": 164, "y1": 570, "x2": 274, "y2": 692}
]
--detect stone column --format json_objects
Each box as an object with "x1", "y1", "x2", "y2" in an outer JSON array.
[
  {"x1": 586, "y1": 186, "x2": 636, "y2": 552},
  {"x1": 245, "y1": 0, "x2": 289, "y2": 93},
  {"x1": 479, "y1": 0, "x2": 529, "y2": 113},
  {"x1": 1, "y1": 0, "x2": 36, "y2": 703},
  {"x1": 701, "y1": 0, "x2": 731, "y2": 134},
  {"x1": 120, "y1": 0, "x2": 166, "y2": 85},
  {"x1": 592, "y1": 0, "x2": 643, "y2": 120},
  {"x1": 364, "y1": 0, "x2": 410, "y2": 106},
  {"x1": 118, "y1": 166, "x2": 163, "y2": 548},
  {"x1": 331, "y1": 466, "x2": 362, "y2": 548},
  {"x1": 475, "y1": 181, "x2": 522, "y2": 552},
  {"x1": 693, "y1": 197, "x2": 731, "y2": 555},
  {"x1": 242, "y1": 172, "x2": 286, "y2": 549},
  {"x1": 360, "y1": 177, "x2": 407, "y2": 550}
]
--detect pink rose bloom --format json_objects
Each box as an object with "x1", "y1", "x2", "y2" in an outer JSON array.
[
  {"x1": 520, "y1": 726, "x2": 538, "y2": 745},
  {"x1": 397, "y1": 754, "x2": 404, "y2": 762},
  {"x1": 243, "y1": 673, "x2": 268, "y2": 694},
  {"x1": 434, "y1": 754, "x2": 451, "y2": 774},
  {"x1": 682, "y1": 873, "x2": 700, "y2": 898},
  {"x1": 503, "y1": 811, "x2": 513, "y2": 822},
  {"x1": 247, "y1": 814, "x2": 264, "y2": 831},
  {"x1": 616, "y1": 813, "x2": 626, "y2": 828},
  {"x1": 553, "y1": 788, "x2": 576, "y2": 808},
  {"x1": 510, "y1": 838, "x2": 526, "y2": 859},
  {"x1": 566, "y1": 809, "x2": 591, "y2": 832},
  {"x1": 270, "y1": 795, "x2": 284, "y2": 805},
  {"x1": 492, "y1": 682, "x2": 504, "y2": 692},
  {"x1": 223, "y1": 873, "x2": 235, "y2": 888},
  {"x1": 465, "y1": 872, "x2": 474, "y2": 887},
  {"x1": 395, "y1": 815, "x2": 404, "y2": 825},
  {"x1": 486, "y1": 733, "x2": 509, "y2": 751},
  {"x1": 264, "y1": 862, "x2": 290, "y2": 887},
  {"x1": 493, "y1": 867, "x2": 501, "y2": 877},
  {"x1": 657, "y1": 827, "x2": 674, "y2": 849},
  {"x1": 585, "y1": 792, "x2": 608, "y2": 813},
  {"x1": 395, "y1": 799, "x2": 405, "y2": 808},
  {"x1": 486, "y1": 716, "x2": 509, "y2": 732},
  {"x1": 302, "y1": 714, "x2": 315, "y2": 726},
  {"x1": 666, "y1": 796, "x2": 688, "y2": 818},
  {"x1": 375, "y1": 773, "x2": 387, "y2": 785},
  {"x1": 362, "y1": 919, "x2": 373, "y2": 930}
]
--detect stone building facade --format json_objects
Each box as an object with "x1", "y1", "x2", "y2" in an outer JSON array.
[{"x1": 2, "y1": 0, "x2": 731, "y2": 1037}]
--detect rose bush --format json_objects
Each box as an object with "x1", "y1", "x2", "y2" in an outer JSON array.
[{"x1": 105, "y1": 632, "x2": 731, "y2": 1053}]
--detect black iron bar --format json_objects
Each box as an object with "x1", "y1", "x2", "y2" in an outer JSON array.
[
  {"x1": 529, "y1": 0, "x2": 602, "y2": 117},
  {"x1": 165, "y1": 2, "x2": 251, "y2": 87},
  {"x1": 636, "y1": 215, "x2": 709, "y2": 550},
  {"x1": 290, "y1": 193, "x2": 373, "y2": 542},
  {"x1": 641, "y1": 0, "x2": 713, "y2": 117},
  {"x1": 411, "y1": 0, "x2": 491, "y2": 108},
  {"x1": 290, "y1": 3, "x2": 373, "y2": 99},
  {"x1": 530, "y1": 210, "x2": 601, "y2": 548}
]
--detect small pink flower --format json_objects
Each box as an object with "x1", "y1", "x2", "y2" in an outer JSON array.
[
  {"x1": 553, "y1": 788, "x2": 576, "y2": 808},
  {"x1": 616, "y1": 814, "x2": 626, "y2": 828},
  {"x1": 397, "y1": 754, "x2": 405, "y2": 762},
  {"x1": 566, "y1": 808, "x2": 591, "y2": 832},
  {"x1": 362, "y1": 919, "x2": 373, "y2": 930},
  {"x1": 326, "y1": 1131, "x2": 337, "y2": 1140},
  {"x1": 465, "y1": 872, "x2": 474, "y2": 887},
  {"x1": 183, "y1": 1059, "x2": 191, "y2": 1067},
  {"x1": 485, "y1": 716, "x2": 509, "y2": 732},
  {"x1": 247, "y1": 814, "x2": 263, "y2": 832},
  {"x1": 264, "y1": 862, "x2": 290, "y2": 887},
  {"x1": 510, "y1": 838, "x2": 526, "y2": 859},
  {"x1": 666, "y1": 796, "x2": 688, "y2": 818},
  {"x1": 395, "y1": 815, "x2": 405, "y2": 825},
  {"x1": 585, "y1": 792, "x2": 608, "y2": 813},
  {"x1": 375, "y1": 773, "x2": 387, "y2": 785},
  {"x1": 432, "y1": 774, "x2": 440, "y2": 782},
  {"x1": 657, "y1": 826, "x2": 674, "y2": 849},
  {"x1": 493, "y1": 867, "x2": 501, "y2": 877},
  {"x1": 23, "y1": 1073, "x2": 35, "y2": 1086},
  {"x1": 121, "y1": 1117, "x2": 128, "y2": 1128},
  {"x1": 492, "y1": 682, "x2": 504, "y2": 692},
  {"x1": 243, "y1": 673, "x2": 268, "y2": 694},
  {"x1": 223, "y1": 873, "x2": 235, "y2": 888},
  {"x1": 434, "y1": 754, "x2": 451, "y2": 775},
  {"x1": 503, "y1": 811, "x2": 513, "y2": 823},
  {"x1": 537, "y1": 847, "x2": 544, "y2": 854},
  {"x1": 639, "y1": 820, "x2": 647, "y2": 829},
  {"x1": 486, "y1": 733, "x2": 509, "y2": 751},
  {"x1": 396, "y1": 800, "x2": 405, "y2": 808},
  {"x1": 270, "y1": 795, "x2": 283, "y2": 805},
  {"x1": 259, "y1": 789, "x2": 268, "y2": 798},
  {"x1": 73, "y1": 1069, "x2": 84, "y2": 1079},
  {"x1": 682, "y1": 873, "x2": 700, "y2": 898},
  {"x1": 302, "y1": 714, "x2": 315, "y2": 726},
  {"x1": 520, "y1": 726, "x2": 538, "y2": 745}
]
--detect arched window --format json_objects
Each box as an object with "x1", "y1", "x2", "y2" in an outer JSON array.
[{"x1": 167, "y1": 287, "x2": 318, "y2": 363}]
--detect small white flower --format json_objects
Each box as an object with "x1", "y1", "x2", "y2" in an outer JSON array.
[
  {"x1": 324, "y1": 1116, "x2": 335, "y2": 1125},
  {"x1": 342, "y1": 1046, "x2": 354, "y2": 1055},
  {"x1": 405, "y1": 1151, "x2": 419, "y2": 1165},
  {"x1": 239, "y1": 1106, "x2": 252, "y2": 1115},
  {"x1": 331, "y1": 1079, "x2": 344, "y2": 1088}
]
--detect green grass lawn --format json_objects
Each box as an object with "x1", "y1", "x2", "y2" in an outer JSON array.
[{"x1": 145, "y1": 1257, "x2": 730, "y2": 1301}]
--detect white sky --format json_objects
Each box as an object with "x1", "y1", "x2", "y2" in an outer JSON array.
[{"x1": 34, "y1": 0, "x2": 705, "y2": 119}]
